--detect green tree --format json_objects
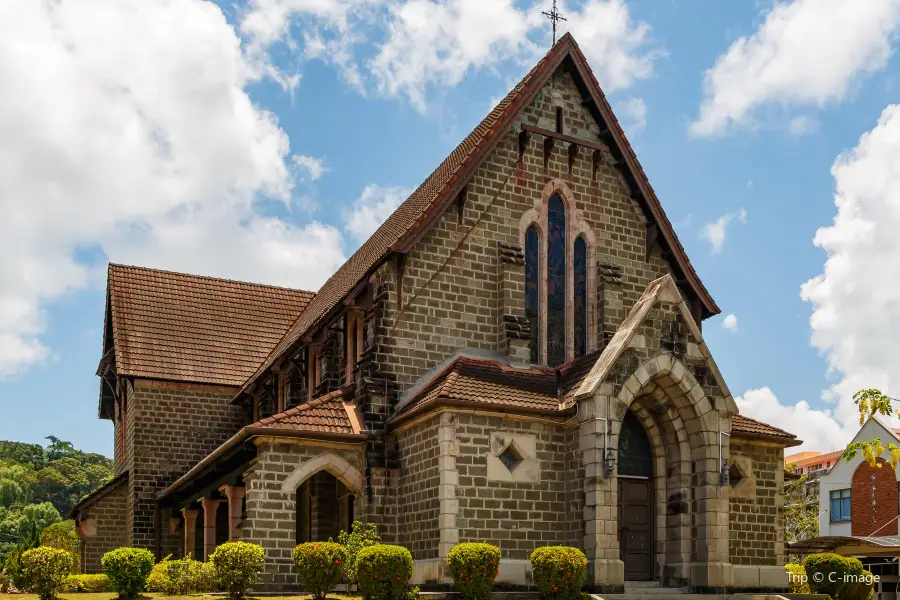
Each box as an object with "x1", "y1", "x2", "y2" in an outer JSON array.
[
  {"x1": 784, "y1": 464, "x2": 819, "y2": 546},
  {"x1": 842, "y1": 389, "x2": 900, "y2": 467},
  {"x1": 0, "y1": 442, "x2": 45, "y2": 470}
]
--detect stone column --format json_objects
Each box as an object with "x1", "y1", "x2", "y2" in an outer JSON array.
[
  {"x1": 579, "y1": 385, "x2": 624, "y2": 592},
  {"x1": 686, "y1": 419, "x2": 732, "y2": 592},
  {"x1": 181, "y1": 508, "x2": 198, "y2": 559},
  {"x1": 200, "y1": 498, "x2": 220, "y2": 561},
  {"x1": 438, "y1": 413, "x2": 460, "y2": 581},
  {"x1": 223, "y1": 485, "x2": 245, "y2": 541}
]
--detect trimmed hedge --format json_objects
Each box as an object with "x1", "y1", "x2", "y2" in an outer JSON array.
[
  {"x1": 844, "y1": 569, "x2": 875, "y2": 600},
  {"x1": 356, "y1": 544, "x2": 413, "y2": 600},
  {"x1": 447, "y1": 543, "x2": 500, "y2": 600},
  {"x1": 293, "y1": 542, "x2": 347, "y2": 600},
  {"x1": 530, "y1": 546, "x2": 587, "y2": 600},
  {"x1": 64, "y1": 574, "x2": 110, "y2": 593},
  {"x1": 210, "y1": 542, "x2": 265, "y2": 600},
  {"x1": 101, "y1": 547, "x2": 155, "y2": 600},
  {"x1": 803, "y1": 553, "x2": 873, "y2": 600},
  {"x1": 20, "y1": 546, "x2": 73, "y2": 600},
  {"x1": 785, "y1": 563, "x2": 810, "y2": 594},
  {"x1": 148, "y1": 555, "x2": 217, "y2": 595}
]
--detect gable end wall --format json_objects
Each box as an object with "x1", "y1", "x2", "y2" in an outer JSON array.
[{"x1": 380, "y1": 68, "x2": 673, "y2": 393}]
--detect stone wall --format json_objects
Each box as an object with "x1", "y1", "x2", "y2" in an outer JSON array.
[
  {"x1": 728, "y1": 440, "x2": 784, "y2": 567},
  {"x1": 126, "y1": 379, "x2": 247, "y2": 550},
  {"x1": 396, "y1": 414, "x2": 442, "y2": 559},
  {"x1": 242, "y1": 441, "x2": 365, "y2": 591},
  {"x1": 78, "y1": 478, "x2": 128, "y2": 573},
  {"x1": 454, "y1": 412, "x2": 570, "y2": 559},
  {"x1": 378, "y1": 68, "x2": 672, "y2": 393}
]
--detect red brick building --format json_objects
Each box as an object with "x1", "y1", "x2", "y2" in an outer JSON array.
[{"x1": 72, "y1": 34, "x2": 800, "y2": 593}]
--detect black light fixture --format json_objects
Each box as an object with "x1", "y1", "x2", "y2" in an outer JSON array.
[
  {"x1": 720, "y1": 460, "x2": 730, "y2": 485},
  {"x1": 604, "y1": 449, "x2": 617, "y2": 476}
]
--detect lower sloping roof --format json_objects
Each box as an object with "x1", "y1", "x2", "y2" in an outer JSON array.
[
  {"x1": 732, "y1": 414, "x2": 801, "y2": 446},
  {"x1": 388, "y1": 353, "x2": 796, "y2": 446},
  {"x1": 391, "y1": 356, "x2": 564, "y2": 425},
  {"x1": 253, "y1": 391, "x2": 362, "y2": 436}
]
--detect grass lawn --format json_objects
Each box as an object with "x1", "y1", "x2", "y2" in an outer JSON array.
[{"x1": 0, "y1": 592, "x2": 362, "y2": 600}]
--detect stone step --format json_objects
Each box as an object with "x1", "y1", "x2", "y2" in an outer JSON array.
[{"x1": 623, "y1": 587, "x2": 686, "y2": 595}]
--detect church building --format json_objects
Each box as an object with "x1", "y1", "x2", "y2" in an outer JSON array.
[{"x1": 71, "y1": 34, "x2": 800, "y2": 593}]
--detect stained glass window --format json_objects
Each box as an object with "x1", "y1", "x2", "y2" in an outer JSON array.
[
  {"x1": 574, "y1": 236, "x2": 587, "y2": 358},
  {"x1": 547, "y1": 195, "x2": 566, "y2": 366},
  {"x1": 525, "y1": 226, "x2": 540, "y2": 364},
  {"x1": 618, "y1": 411, "x2": 652, "y2": 478}
]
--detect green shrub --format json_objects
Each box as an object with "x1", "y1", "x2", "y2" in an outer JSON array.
[
  {"x1": 530, "y1": 546, "x2": 587, "y2": 600},
  {"x1": 20, "y1": 546, "x2": 73, "y2": 600},
  {"x1": 356, "y1": 544, "x2": 413, "y2": 600},
  {"x1": 804, "y1": 553, "x2": 856, "y2": 598},
  {"x1": 334, "y1": 520, "x2": 381, "y2": 586},
  {"x1": 785, "y1": 563, "x2": 810, "y2": 594},
  {"x1": 447, "y1": 543, "x2": 500, "y2": 600},
  {"x1": 842, "y1": 568, "x2": 875, "y2": 600},
  {"x1": 101, "y1": 547, "x2": 155, "y2": 599},
  {"x1": 64, "y1": 574, "x2": 110, "y2": 593},
  {"x1": 210, "y1": 541, "x2": 265, "y2": 600},
  {"x1": 292, "y1": 541, "x2": 347, "y2": 600},
  {"x1": 194, "y1": 560, "x2": 219, "y2": 593},
  {"x1": 41, "y1": 521, "x2": 80, "y2": 575}
]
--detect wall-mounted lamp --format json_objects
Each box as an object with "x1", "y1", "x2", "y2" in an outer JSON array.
[
  {"x1": 720, "y1": 460, "x2": 730, "y2": 485},
  {"x1": 604, "y1": 449, "x2": 617, "y2": 477}
]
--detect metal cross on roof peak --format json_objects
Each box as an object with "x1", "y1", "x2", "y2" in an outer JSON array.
[{"x1": 542, "y1": 0, "x2": 566, "y2": 46}]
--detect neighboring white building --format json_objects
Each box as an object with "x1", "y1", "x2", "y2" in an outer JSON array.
[{"x1": 818, "y1": 417, "x2": 900, "y2": 538}]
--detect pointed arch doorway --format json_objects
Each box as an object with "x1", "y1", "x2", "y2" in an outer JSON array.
[{"x1": 617, "y1": 410, "x2": 654, "y2": 581}]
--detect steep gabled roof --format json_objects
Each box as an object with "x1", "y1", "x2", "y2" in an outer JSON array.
[
  {"x1": 238, "y1": 33, "x2": 718, "y2": 399},
  {"x1": 103, "y1": 264, "x2": 314, "y2": 387}
]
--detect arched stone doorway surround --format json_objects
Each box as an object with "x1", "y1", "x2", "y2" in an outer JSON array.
[{"x1": 580, "y1": 353, "x2": 733, "y2": 592}]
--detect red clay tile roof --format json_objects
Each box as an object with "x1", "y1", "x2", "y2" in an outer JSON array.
[
  {"x1": 250, "y1": 390, "x2": 361, "y2": 435},
  {"x1": 239, "y1": 33, "x2": 717, "y2": 399},
  {"x1": 732, "y1": 414, "x2": 800, "y2": 444},
  {"x1": 389, "y1": 356, "x2": 797, "y2": 446},
  {"x1": 392, "y1": 357, "x2": 564, "y2": 423},
  {"x1": 105, "y1": 264, "x2": 314, "y2": 386}
]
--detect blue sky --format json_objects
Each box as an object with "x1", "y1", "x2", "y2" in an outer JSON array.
[{"x1": 2, "y1": 0, "x2": 900, "y2": 457}]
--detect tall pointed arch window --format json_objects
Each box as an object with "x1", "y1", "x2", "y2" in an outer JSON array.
[
  {"x1": 546, "y1": 195, "x2": 566, "y2": 366},
  {"x1": 520, "y1": 181, "x2": 595, "y2": 367},
  {"x1": 525, "y1": 226, "x2": 540, "y2": 364},
  {"x1": 574, "y1": 236, "x2": 587, "y2": 358}
]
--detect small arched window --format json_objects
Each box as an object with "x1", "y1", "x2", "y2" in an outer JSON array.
[
  {"x1": 524, "y1": 226, "x2": 540, "y2": 365},
  {"x1": 546, "y1": 195, "x2": 566, "y2": 366},
  {"x1": 574, "y1": 236, "x2": 587, "y2": 358}
]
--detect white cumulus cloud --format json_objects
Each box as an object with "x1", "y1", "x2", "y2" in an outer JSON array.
[
  {"x1": 239, "y1": 0, "x2": 661, "y2": 113},
  {"x1": 737, "y1": 387, "x2": 852, "y2": 453},
  {"x1": 690, "y1": 0, "x2": 900, "y2": 136},
  {"x1": 0, "y1": 0, "x2": 348, "y2": 378},
  {"x1": 801, "y1": 104, "x2": 900, "y2": 429},
  {"x1": 701, "y1": 208, "x2": 747, "y2": 253},
  {"x1": 344, "y1": 184, "x2": 413, "y2": 243},
  {"x1": 722, "y1": 314, "x2": 738, "y2": 331}
]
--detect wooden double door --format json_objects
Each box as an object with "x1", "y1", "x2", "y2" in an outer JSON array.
[
  {"x1": 617, "y1": 410, "x2": 654, "y2": 581},
  {"x1": 617, "y1": 477, "x2": 653, "y2": 580}
]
